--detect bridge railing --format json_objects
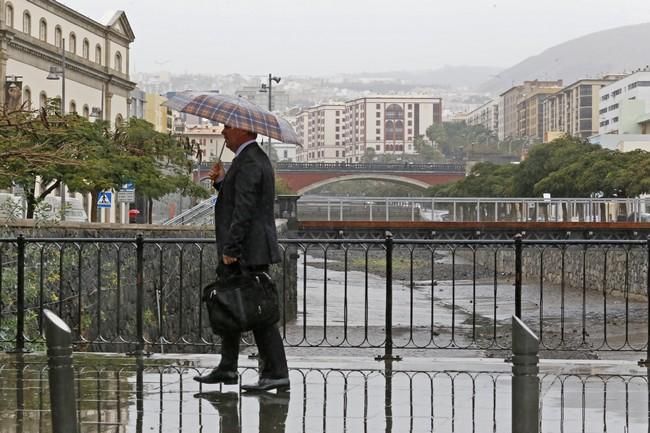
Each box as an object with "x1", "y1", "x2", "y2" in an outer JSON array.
[
  {"x1": 1, "y1": 235, "x2": 648, "y2": 359},
  {"x1": 194, "y1": 161, "x2": 466, "y2": 172},
  {"x1": 297, "y1": 196, "x2": 648, "y2": 223}
]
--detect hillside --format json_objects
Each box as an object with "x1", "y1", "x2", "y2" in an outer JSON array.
[{"x1": 478, "y1": 22, "x2": 650, "y2": 94}]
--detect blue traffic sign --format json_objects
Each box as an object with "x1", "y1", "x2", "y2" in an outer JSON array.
[
  {"x1": 97, "y1": 192, "x2": 112, "y2": 208},
  {"x1": 121, "y1": 182, "x2": 135, "y2": 191}
]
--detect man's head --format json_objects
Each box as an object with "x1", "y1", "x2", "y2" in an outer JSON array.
[{"x1": 223, "y1": 125, "x2": 257, "y2": 153}]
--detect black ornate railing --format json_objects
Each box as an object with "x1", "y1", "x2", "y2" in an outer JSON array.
[{"x1": 0, "y1": 235, "x2": 648, "y2": 358}]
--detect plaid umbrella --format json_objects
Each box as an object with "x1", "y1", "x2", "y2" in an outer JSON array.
[{"x1": 164, "y1": 92, "x2": 301, "y2": 145}]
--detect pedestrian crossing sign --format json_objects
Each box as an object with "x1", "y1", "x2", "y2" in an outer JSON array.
[{"x1": 97, "y1": 191, "x2": 112, "y2": 208}]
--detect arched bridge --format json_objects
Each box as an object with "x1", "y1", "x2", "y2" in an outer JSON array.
[{"x1": 194, "y1": 162, "x2": 466, "y2": 194}]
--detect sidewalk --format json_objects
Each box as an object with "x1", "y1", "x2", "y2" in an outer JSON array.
[{"x1": 0, "y1": 352, "x2": 648, "y2": 432}]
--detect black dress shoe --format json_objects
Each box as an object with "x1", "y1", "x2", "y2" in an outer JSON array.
[
  {"x1": 241, "y1": 377, "x2": 290, "y2": 392},
  {"x1": 193, "y1": 368, "x2": 238, "y2": 384}
]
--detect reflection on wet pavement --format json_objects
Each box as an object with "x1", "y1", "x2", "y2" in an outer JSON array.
[{"x1": 0, "y1": 355, "x2": 648, "y2": 432}]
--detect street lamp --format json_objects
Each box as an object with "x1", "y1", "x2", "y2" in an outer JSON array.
[
  {"x1": 260, "y1": 74, "x2": 281, "y2": 155},
  {"x1": 46, "y1": 38, "x2": 66, "y2": 114},
  {"x1": 46, "y1": 38, "x2": 66, "y2": 219}
]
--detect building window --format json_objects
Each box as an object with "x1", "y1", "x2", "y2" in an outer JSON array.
[
  {"x1": 69, "y1": 33, "x2": 76, "y2": 54},
  {"x1": 114, "y1": 51, "x2": 122, "y2": 72},
  {"x1": 69, "y1": 100, "x2": 76, "y2": 114},
  {"x1": 82, "y1": 105, "x2": 89, "y2": 119},
  {"x1": 39, "y1": 91, "x2": 47, "y2": 109},
  {"x1": 376, "y1": 104, "x2": 381, "y2": 109},
  {"x1": 22, "y1": 11, "x2": 30, "y2": 34},
  {"x1": 39, "y1": 18, "x2": 47, "y2": 41},
  {"x1": 82, "y1": 39, "x2": 89, "y2": 59},
  {"x1": 23, "y1": 86, "x2": 31, "y2": 109},
  {"x1": 54, "y1": 26, "x2": 63, "y2": 49},
  {"x1": 5, "y1": 4, "x2": 13, "y2": 28},
  {"x1": 95, "y1": 44, "x2": 102, "y2": 64}
]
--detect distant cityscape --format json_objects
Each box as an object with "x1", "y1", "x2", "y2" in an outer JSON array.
[{"x1": 2, "y1": 0, "x2": 650, "y2": 224}]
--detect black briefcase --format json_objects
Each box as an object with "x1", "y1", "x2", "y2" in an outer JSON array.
[{"x1": 203, "y1": 264, "x2": 280, "y2": 333}]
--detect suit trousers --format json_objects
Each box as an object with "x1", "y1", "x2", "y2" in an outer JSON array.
[{"x1": 216, "y1": 265, "x2": 288, "y2": 379}]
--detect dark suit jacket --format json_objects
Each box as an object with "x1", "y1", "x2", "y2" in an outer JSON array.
[{"x1": 214, "y1": 142, "x2": 281, "y2": 266}]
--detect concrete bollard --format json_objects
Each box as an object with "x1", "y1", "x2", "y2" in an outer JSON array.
[
  {"x1": 512, "y1": 315, "x2": 539, "y2": 433},
  {"x1": 43, "y1": 309, "x2": 79, "y2": 433}
]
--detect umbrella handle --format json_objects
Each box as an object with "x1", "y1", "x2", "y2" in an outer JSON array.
[{"x1": 217, "y1": 140, "x2": 227, "y2": 163}]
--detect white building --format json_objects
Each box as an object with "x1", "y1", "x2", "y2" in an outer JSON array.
[
  {"x1": 466, "y1": 99, "x2": 499, "y2": 133},
  {"x1": 295, "y1": 104, "x2": 345, "y2": 162},
  {"x1": 273, "y1": 141, "x2": 297, "y2": 162},
  {"x1": 182, "y1": 124, "x2": 229, "y2": 163},
  {"x1": 598, "y1": 70, "x2": 650, "y2": 135},
  {"x1": 343, "y1": 96, "x2": 442, "y2": 163},
  {"x1": 1, "y1": 0, "x2": 136, "y2": 223}
]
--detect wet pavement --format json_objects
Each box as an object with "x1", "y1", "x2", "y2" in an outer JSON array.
[{"x1": 1, "y1": 352, "x2": 649, "y2": 433}]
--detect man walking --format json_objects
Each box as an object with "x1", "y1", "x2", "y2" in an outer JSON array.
[{"x1": 194, "y1": 125, "x2": 289, "y2": 392}]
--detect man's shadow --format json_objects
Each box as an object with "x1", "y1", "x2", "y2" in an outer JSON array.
[{"x1": 195, "y1": 390, "x2": 290, "y2": 432}]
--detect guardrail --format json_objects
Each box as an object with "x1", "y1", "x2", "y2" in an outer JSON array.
[
  {"x1": 163, "y1": 196, "x2": 216, "y2": 226},
  {"x1": 194, "y1": 161, "x2": 466, "y2": 172},
  {"x1": 298, "y1": 196, "x2": 647, "y2": 223},
  {"x1": 0, "y1": 235, "x2": 648, "y2": 358}
]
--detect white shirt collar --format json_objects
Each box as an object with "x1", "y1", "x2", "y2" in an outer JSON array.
[{"x1": 234, "y1": 139, "x2": 257, "y2": 158}]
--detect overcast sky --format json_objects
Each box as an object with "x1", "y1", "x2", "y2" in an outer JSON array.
[{"x1": 59, "y1": 0, "x2": 650, "y2": 76}]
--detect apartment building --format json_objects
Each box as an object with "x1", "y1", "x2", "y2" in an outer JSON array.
[
  {"x1": 498, "y1": 80, "x2": 563, "y2": 141},
  {"x1": 295, "y1": 104, "x2": 345, "y2": 162},
  {"x1": 343, "y1": 96, "x2": 442, "y2": 163},
  {"x1": 598, "y1": 70, "x2": 650, "y2": 135},
  {"x1": 144, "y1": 92, "x2": 173, "y2": 133},
  {"x1": 542, "y1": 77, "x2": 621, "y2": 142},
  {"x1": 466, "y1": 99, "x2": 499, "y2": 133}
]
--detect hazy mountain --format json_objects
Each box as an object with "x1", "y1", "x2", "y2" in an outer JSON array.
[
  {"x1": 334, "y1": 65, "x2": 503, "y2": 90},
  {"x1": 479, "y1": 22, "x2": 650, "y2": 94}
]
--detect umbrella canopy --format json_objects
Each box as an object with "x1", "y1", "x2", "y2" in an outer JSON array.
[{"x1": 164, "y1": 92, "x2": 301, "y2": 145}]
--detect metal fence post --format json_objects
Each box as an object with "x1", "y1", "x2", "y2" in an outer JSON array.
[
  {"x1": 512, "y1": 315, "x2": 539, "y2": 433},
  {"x1": 376, "y1": 231, "x2": 401, "y2": 361},
  {"x1": 514, "y1": 233, "x2": 523, "y2": 319},
  {"x1": 642, "y1": 236, "x2": 650, "y2": 366},
  {"x1": 135, "y1": 233, "x2": 145, "y2": 356},
  {"x1": 14, "y1": 234, "x2": 26, "y2": 353},
  {"x1": 43, "y1": 309, "x2": 79, "y2": 433}
]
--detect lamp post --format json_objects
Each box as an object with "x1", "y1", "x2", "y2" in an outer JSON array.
[
  {"x1": 46, "y1": 38, "x2": 66, "y2": 220},
  {"x1": 260, "y1": 73, "x2": 281, "y2": 156}
]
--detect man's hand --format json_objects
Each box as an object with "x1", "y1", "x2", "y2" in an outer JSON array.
[
  {"x1": 209, "y1": 162, "x2": 225, "y2": 184},
  {"x1": 222, "y1": 255, "x2": 238, "y2": 265}
]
